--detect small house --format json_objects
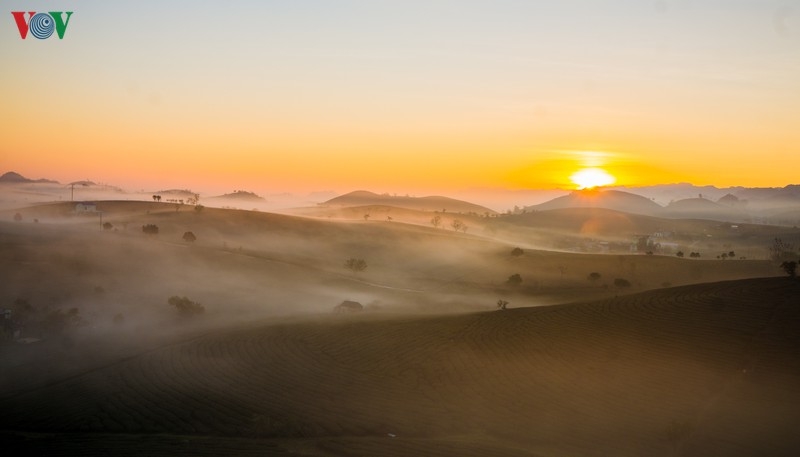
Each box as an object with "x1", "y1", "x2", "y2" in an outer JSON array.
[
  {"x1": 75, "y1": 202, "x2": 97, "y2": 213},
  {"x1": 334, "y1": 300, "x2": 363, "y2": 313}
]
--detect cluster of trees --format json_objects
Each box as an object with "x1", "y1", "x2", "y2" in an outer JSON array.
[
  {"x1": 429, "y1": 215, "x2": 468, "y2": 233},
  {"x1": 3, "y1": 298, "x2": 81, "y2": 340}
]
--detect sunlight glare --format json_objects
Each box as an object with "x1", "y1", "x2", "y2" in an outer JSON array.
[{"x1": 570, "y1": 168, "x2": 616, "y2": 189}]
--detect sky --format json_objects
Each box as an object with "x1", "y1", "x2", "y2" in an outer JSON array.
[{"x1": 1, "y1": 0, "x2": 799, "y2": 195}]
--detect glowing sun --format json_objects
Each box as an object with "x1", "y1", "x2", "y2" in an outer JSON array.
[{"x1": 570, "y1": 167, "x2": 616, "y2": 189}]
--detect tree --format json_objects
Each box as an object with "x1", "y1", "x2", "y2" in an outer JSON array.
[
  {"x1": 182, "y1": 231, "x2": 196, "y2": 243},
  {"x1": 142, "y1": 224, "x2": 159, "y2": 235},
  {"x1": 507, "y1": 273, "x2": 522, "y2": 286},
  {"x1": 770, "y1": 238, "x2": 795, "y2": 262},
  {"x1": 614, "y1": 278, "x2": 631, "y2": 288},
  {"x1": 103, "y1": 222, "x2": 113, "y2": 231},
  {"x1": 194, "y1": 204, "x2": 204, "y2": 213},
  {"x1": 780, "y1": 261, "x2": 797, "y2": 278},
  {"x1": 168, "y1": 296, "x2": 205, "y2": 316},
  {"x1": 431, "y1": 215, "x2": 442, "y2": 228},
  {"x1": 676, "y1": 251, "x2": 684, "y2": 258},
  {"x1": 496, "y1": 299, "x2": 509, "y2": 310},
  {"x1": 511, "y1": 247, "x2": 524, "y2": 257},
  {"x1": 363, "y1": 213, "x2": 370, "y2": 221},
  {"x1": 588, "y1": 272, "x2": 601, "y2": 282},
  {"x1": 344, "y1": 258, "x2": 367, "y2": 274},
  {"x1": 451, "y1": 219, "x2": 464, "y2": 232}
]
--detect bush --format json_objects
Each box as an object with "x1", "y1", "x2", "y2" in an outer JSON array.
[
  {"x1": 168, "y1": 296, "x2": 205, "y2": 316},
  {"x1": 587, "y1": 272, "x2": 601, "y2": 282},
  {"x1": 142, "y1": 224, "x2": 159, "y2": 235},
  {"x1": 182, "y1": 231, "x2": 197, "y2": 242},
  {"x1": 103, "y1": 222, "x2": 113, "y2": 230},
  {"x1": 511, "y1": 247, "x2": 524, "y2": 257},
  {"x1": 507, "y1": 273, "x2": 522, "y2": 286},
  {"x1": 344, "y1": 258, "x2": 367, "y2": 273},
  {"x1": 613, "y1": 278, "x2": 632, "y2": 288}
]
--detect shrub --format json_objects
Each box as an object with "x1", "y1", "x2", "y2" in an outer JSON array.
[
  {"x1": 168, "y1": 296, "x2": 205, "y2": 316},
  {"x1": 780, "y1": 261, "x2": 797, "y2": 278},
  {"x1": 182, "y1": 231, "x2": 197, "y2": 242},
  {"x1": 507, "y1": 273, "x2": 522, "y2": 286},
  {"x1": 344, "y1": 258, "x2": 367, "y2": 274},
  {"x1": 142, "y1": 224, "x2": 159, "y2": 235},
  {"x1": 511, "y1": 247, "x2": 524, "y2": 257},
  {"x1": 613, "y1": 278, "x2": 632, "y2": 288}
]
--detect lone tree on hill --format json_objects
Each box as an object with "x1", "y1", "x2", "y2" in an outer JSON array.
[
  {"x1": 344, "y1": 258, "x2": 367, "y2": 274},
  {"x1": 182, "y1": 231, "x2": 196, "y2": 243},
  {"x1": 780, "y1": 261, "x2": 797, "y2": 278},
  {"x1": 511, "y1": 247, "x2": 524, "y2": 257},
  {"x1": 497, "y1": 299, "x2": 509, "y2": 310}
]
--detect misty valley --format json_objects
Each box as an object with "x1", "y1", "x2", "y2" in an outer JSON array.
[{"x1": 1, "y1": 181, "x2": 800, "y2": 456}]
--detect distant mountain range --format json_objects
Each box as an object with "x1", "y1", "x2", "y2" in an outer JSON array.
[
  {"x1": 0, "y1": 171, "x2": 58, "y2": 184},
  {"x1": 323, "y1": 190, "x2": 497, "y2": 215},
  {"x1": 526, "y1": 187, "x2": 800, "y2": 223},
  {"x1": 209, "y1": 190, "x2": 266, "y2": 201}
]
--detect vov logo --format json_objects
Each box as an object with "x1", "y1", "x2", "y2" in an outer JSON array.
[{"x1": 11, "y1": 11, "x2": 73, "y2": 40}]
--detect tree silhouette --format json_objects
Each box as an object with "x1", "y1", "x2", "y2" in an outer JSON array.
[
  {"x1": 168, "y1": 296, "x2": 205, "y2": 316},
  {"x1": 344, "y1": 258, "x2": 367, "y2": 274},
  {"x1": 496, "y1": 299, "x2": 509, "y2": 310},
  {"x1": 431, "y1": 215, "x2": 442, "y2": 228},
  {"x1": 676, "y1": 251, "x2": 684, "y2": 258},
  {"x1": 450, "y1": 219, "x2": 468, "y2": 233},
  {"x1": 507, "y1": 273, "x2": 522, "y2": 286},
  {"x1": 780, "y1": 261, "x2": 797, "y2": 278},
  {"x1": 103, "y1": 222, "x2": 113, "y2": 231},
  {"x1": 182, "y1": 231, "x2": 196, "y2": 243},
  {"x1": 614, "y1": 278, "x2": 632, "y2": 288},
  {"x1": 511, "y1": 247, "x2": 524, "y2": 257},
  {"x1": 142, "y1": 224, "x2": 159, "y2": 235}
]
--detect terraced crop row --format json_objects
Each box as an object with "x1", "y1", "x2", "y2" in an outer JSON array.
[{"x1": 2, "y1": 277, "x2": 799, "y2": 456}]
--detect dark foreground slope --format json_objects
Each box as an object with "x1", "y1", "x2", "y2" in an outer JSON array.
[{"x1": 2, "y1": 277, "x2": 800, "y2": 456}]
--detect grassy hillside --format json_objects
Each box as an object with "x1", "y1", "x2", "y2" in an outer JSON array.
[{"x1": 1, "y1": 277, "x2": 799, "y2": 456}]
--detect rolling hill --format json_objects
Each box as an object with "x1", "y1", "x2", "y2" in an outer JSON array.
[
  {"x1": 527, "y1": 189, "x2": 663, "y2": 216},
  {"x1": 323, "y1": 190, "x2": 496, "y2": 215},
  {"x1": 1, "y1": 277, "x2": 799, "y2": 456}
]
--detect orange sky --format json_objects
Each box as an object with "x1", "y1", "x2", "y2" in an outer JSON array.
[{"x1": 1, "y1": 1, "x2": 798, "y2": 194}]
